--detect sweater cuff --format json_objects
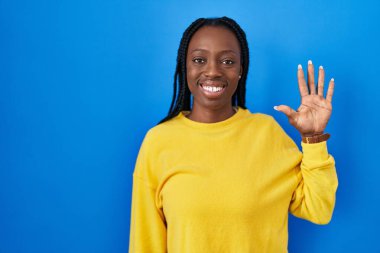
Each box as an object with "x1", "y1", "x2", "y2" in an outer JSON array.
[{"x1": 301, "y1": 141, "x2": 329, "y2": 161}]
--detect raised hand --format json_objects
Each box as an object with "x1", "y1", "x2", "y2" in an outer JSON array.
[{"x1": 274, "y1": 60, "x2": 335, "y2": 137}]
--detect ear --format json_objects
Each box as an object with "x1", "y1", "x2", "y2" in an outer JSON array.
[{"x1": 239, "y1": 65, "x2": 243, "y2": 79}]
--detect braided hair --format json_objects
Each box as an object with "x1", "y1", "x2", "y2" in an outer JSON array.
[{"x1": 158, "y1": 16, "x2": 250, "y2": 124}]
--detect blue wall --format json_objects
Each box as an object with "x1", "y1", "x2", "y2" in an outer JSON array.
[{"x1": 1, "y1": 0, "x2": 379, "y2": 252}]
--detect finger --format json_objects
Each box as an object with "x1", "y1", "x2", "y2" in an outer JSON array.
[
  {"x1": 274, "y1": 105, "x2": 297, "y2": 119},
  {"x1": 326, "y1": 78, "x2": 335, "y2": 103},
  {"x1": 297, "y1": 65, "x2": 308, "y2": 97},
  {"x1": 317, "y1": 65, "x2": 325, "y2": 97},
  {"x1": 307, "y1": 60, "x2": 316, "y2": 95}
]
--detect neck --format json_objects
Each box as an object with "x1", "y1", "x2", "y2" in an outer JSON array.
[{"x1": 186, "y1": 104, "x2": 236, "y2": 123}]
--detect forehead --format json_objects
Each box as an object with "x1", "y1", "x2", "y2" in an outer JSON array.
[{"x1": 188, "y1": 26, "x2": 241, "y2": 53}]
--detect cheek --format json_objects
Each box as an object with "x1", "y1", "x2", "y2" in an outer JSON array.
[
  {"x1": 186, "y1": 67, "x2": 199, "y2": 86},
  {"x1": 227, "y1": 69, "x2": 241, "y2": 83}
]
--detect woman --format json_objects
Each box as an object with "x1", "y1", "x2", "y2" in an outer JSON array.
[{"x1": 129, "y1": 16, "x2": 338, "y2": 253}]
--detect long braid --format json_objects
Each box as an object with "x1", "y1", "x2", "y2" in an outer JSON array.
[
  {"x1": 158, "y1": 17, "x2": 250, "y2": 124},
  {"x1": 158, "y1": 19, "x2": 206, "y2": 123}
]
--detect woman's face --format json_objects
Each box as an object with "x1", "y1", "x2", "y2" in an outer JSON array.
[{"x1": 186, "y1": 26, "x2": 242, "y2": 110}]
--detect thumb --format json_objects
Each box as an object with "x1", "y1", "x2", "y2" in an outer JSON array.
[{"x1": 274, "y1": 105, "x2": 297, "y2": 119}]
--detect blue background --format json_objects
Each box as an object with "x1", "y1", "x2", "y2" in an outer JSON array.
[{"x1": 1, "y1": 0, "x2": 379, "y2": 252}]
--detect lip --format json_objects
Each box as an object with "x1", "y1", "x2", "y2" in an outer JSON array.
[
  {"x1": 198, "y1": 81, "x2": 227, "y2": 98},
  {"x1": 199, "y1": 80, "x2": 227, "y2": 88}
]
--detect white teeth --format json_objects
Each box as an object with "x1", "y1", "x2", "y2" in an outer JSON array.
[{"x1": 202, "y1": 85, "x2": 223, "y2": 93}]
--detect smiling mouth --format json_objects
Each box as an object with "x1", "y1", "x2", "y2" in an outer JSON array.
[
  {"x1": 200, "y1": 84, "x2": 226, "y2": 93},
  {"x1": 199, "y1": 79, "x2": 227, "y2": 94}
]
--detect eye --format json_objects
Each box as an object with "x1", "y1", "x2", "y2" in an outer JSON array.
[
  {"x1": 192, "y1": 58, "x2": 206, "y2": 64},
  {"x1": 222, "y1": 59, "x2": 235, "y2": 65}
]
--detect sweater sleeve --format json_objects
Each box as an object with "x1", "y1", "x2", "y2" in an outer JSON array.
[
  {"x1": 128, "y1": 133, "x2": 167, "y2": 253},
  {"x1": 128, "y1": 175, "x2": 167, "y2": 253},
  {"x1": 289, "y1": 141, "x2": 338, "y2": 224}
]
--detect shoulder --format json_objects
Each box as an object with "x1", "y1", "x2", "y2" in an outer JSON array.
[
  {"x1": 241, "y1": 109, "x2": 295, "y2": 142},
  {"x1": 145, "y1": 115, "x2": 182, "y2": 140},
  {"x1": 138, "y1": 113, "x2": 184, "y2": 151},
  {"x1": 240, "y1": 109, "x2": 281, "y2": 129}
]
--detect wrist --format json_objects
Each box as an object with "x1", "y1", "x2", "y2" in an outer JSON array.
[
  {"x1": 301, "y1": 132, "x2": 324, "y2": 138},
  {"x1": 302, "y1": 133, "x2": 330, "y2": 144}
]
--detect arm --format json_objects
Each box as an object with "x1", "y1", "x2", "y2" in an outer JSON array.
[
  {"x1": 129, "y1": 175, "x2": 167, "y2": 252},
  {"x1": 289, "y1": 142, "x2": 338, "y2": 224},
  {"x1": 275, "y1": 60, "x2": 338, "y2": 224},
  {"x1": 129, "y1": 134, "x2": 167, "y2": 253}
]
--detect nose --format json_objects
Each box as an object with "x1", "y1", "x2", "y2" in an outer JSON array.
[{"x1": 204, "y1": 60, "x2": 222, "y2": 78}]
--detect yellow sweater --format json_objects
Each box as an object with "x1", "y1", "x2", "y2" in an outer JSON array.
[{"x1": 129, "y1": 107, "x2": 338, "y2": 253}]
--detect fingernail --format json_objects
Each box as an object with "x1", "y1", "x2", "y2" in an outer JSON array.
[
  {"x1": 273, "y1": 106, "x2": 278, "y2": 111},
  {"x1": 319, "y1": 66, "x2": 323, "y2": 69},
  {"x1": 331, "y1": 78, "x2": 334, "y2": 81},
  {"x1": 298, "y1": 64, "x2": 302, "y2": 69},
  {"x1": 308, "y1": 60, "x2": 312, "y2": 65}
]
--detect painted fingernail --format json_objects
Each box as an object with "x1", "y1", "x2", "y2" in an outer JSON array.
[
  {"x1": 319, "y1": 66, "x2": 323, "y2": 69},
  {"x1": 331, "y1": 78, "x2": 334, "y2": 81},
  {"x1": 273, "y1": 106, "x2": 279, "y2": 111},
  {"x1": 308, "y1": 60, "x2": 312, "y2": 65},
  {"x1": 298, "y1": 64, "x2": 302, "y2": 69}
]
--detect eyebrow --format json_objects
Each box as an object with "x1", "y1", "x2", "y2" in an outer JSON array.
[{"x1": 190, "y1": 48, "x2": 239, "y2": 55}]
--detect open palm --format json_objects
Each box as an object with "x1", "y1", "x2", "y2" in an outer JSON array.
[{"x1": 275, "y1": 61, "x2": 335, "y2": 136}]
